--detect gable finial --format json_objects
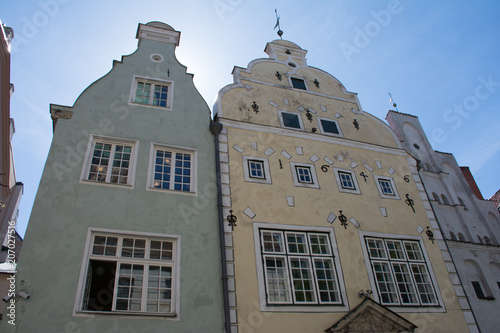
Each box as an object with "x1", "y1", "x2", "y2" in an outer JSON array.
[
  {"x1": 388, "y1": 92, "x2": 399, "y2": 112},
  {"x1": 274, "y1": 9, "x2": 283, "y2": 39}
]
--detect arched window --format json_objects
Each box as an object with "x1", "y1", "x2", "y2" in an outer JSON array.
[
  {"x1": 441, "y1": 194, "x2": 450, "y2": 205},
  {"x1": 465, "y1": 259, "x2": 493, "y2": 300},
  {"x1": 432, "y1": 193, "x2": 440, "y2": 203},
  {"x1": 458, "y1": 232, "x2": 466, "y2": 241},
  {"x1": 450, "y1": 232, "x2": 457, "y2": 241}
]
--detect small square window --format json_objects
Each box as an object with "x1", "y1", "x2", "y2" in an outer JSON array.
[
  {"x1": 291, "y1": 78, "x2": 307, "y2": 90},
  {"x1": 130, "y1": 76, "x2": 173, "y2": 109},
  {"x1": 82, "y1": 136, "x2": 137, "y2": 187},
  {"x1": 339, "y1": 172, "x2": 355, "y2": 189},
  {"x1": 318, "y1": 117, "x2": 343, "y2": 137},
  {"x1": 248, "y1": 160, "x2": 265, "y2": 179},
  {"x1": 374, "y1": 175, "x2": 400, "y2": 199},
  {"x1": 333, "y1": 168, "x2": 361, "y2": 194},
  {"x1": 278, "y1": 110, "x2": 303, "y2": 130},
  {"x1": 148, "y1": 144, "x2": 196, "y2": 193},
  {"x1": 243, "y1": 156, "x2": 271, "y2": 184},
  {"x1": 291, "y1": 163, "x2": 319, "y2": 189}
]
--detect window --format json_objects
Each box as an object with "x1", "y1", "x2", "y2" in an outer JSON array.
[
  {"x1": 82, "y1": 136, "x2": 138, "y2": 187},
  {"x1": 253, "y1": 223, "x2": 348, "y2": 312},
  {"x1": 77, "y1": 230, "x2": 180, "y2": 316},
  {"x1": 317, "y1": 117, "x2": 343, "y2": 137},
  {"x1": 291, "y1": 77, "x2": 307, "y2": 90},
  {"x1": 363, "y1": 235, "x2": 439, "y2": 307},
  {"x1": 374, "y1": 175, "x2": 400, "y2": 200},
  {"x1": 333, "y1": 168, "x2": 361, "y2": 194},
  {"x1": 278, "y1": 110, "x2": 304, "y2": 130},
  {"x1": 130, "y1": 76, "x2": 173, "y2": 109},
  {"x1": 472, "y1": 281, "x2": 486, "y2": 299},
  {"x1": 291, "y1": 162, "x2": 319, "y2": 188},
  {"x1": 243, "y1": 156, "x2": 271, "y2": 184},
  {"x1": 148, "y1": 144, "x2": 196, "y2": 193}
]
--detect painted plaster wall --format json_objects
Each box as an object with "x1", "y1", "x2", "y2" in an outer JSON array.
[
  {"x1": 3, "y1": 29, "x2": 223, "y2": 332},
  {"x1": 218, "y1": 40, "x2": 468, "y2": 332}
]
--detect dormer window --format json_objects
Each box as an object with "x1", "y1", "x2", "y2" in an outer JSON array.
[
  {"x1": 291, "y1": 78, "x2": 307, "y2": 90},
  {"x1": 130, "y1": 76, "x2": 173, "y2": 110}
]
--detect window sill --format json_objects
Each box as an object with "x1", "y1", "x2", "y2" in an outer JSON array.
[
  {"x1": 76, "y1": 310, "x2": 177, "y2": 318},
  {"x1": 80, "y1": 180, "x2": 134, "y2": 189},
  {"x1": 129, "y1": 101, "x2": 172, "y2": 111},
  {"x1": 146, "y1": 187, "x2": 196, "y2": 196}
]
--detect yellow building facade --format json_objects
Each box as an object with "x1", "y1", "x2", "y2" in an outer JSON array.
[{"x1": 214, "y1": 40, "x2": 471, "y2": 332}]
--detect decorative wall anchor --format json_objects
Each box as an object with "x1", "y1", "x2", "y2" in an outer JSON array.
[
  {"x1": 426, "y1": 226, "x2": 435, "y2": 243},
  {"x1": 275, "y1": 71, "x2": 282, "y2": 81},
  {"x1": 312, "y1": 127, "x2": 317, "y2": 133},
  {"x1": 252, "y1": 101, "x2": 259, "y2": 113},
  {"x1": 306, "y1": 110, "x2": 313, "y2": 122},
  {"x1": 353, "y1": 119, "x2": 360, "y2": 130},
  {"x1": 313, "y1": 79, "x2": 320, "y2": 88},
  {"x1": 359, "y1": 290, "x2": 373, "y2": 298},
  {"x1": 359, "y1": 172, "x2": 368, "y2": 181},
  {"x1": 405, "y1": 194, "x2": 415, "y2": 213},
  {"x1": 227, "y1": 210, "x2": 237, "y2": 231},
  {"x1": 285, "y1": 49, "x2": 291, "y2": 55},
  {"x1": 339, "y1": 210, "x2": 348, "y2": 229}
]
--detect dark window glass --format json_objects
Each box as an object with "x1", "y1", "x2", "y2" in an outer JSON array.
[
  {"x1": 320, "y1": 119, "x2": 339, "y2": 134},
  {"x1": 282, "y1": 113, "x2": 301, "y2": 129},
  {"x1": 472, "y1": 281, "x2": 485, "y2": 299},
  {"x1": 291, "y1": 78, "x2": 307, "y2": 90}
]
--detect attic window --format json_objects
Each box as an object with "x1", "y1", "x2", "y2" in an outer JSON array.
[{"x1": 291, "y1": 78, "x2": 306, "y2": 90}]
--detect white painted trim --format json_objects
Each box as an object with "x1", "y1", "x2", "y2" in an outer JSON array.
[
  {"x1": 316, "y1": 116, "x2": 344, "y2": 138},
  {"x1": 253, "y1": 222, "x2": 349, "y2": 312},
  {"x1": 358, "y1": 231, "x2": 445, "y2": 313},
  {"x1": 332, "y1": 167, "x2": 361, "y2": 195},
  {"x1": 290, "y1": 162, "x2": 319, "y2": 189},
  {"x1": 220, "y1": 119, "x2": 405, "y2": 156},
  {"x1": 146, "y1": 142, "x2": 198, "y2": 194},
  {"x1": 373, "y1": 175, "x2": 401, "y2": 200},
  {"x1": 79, "y1": 134, "x2": 139, "y2": 189},
  {"x1": 128, "y1": 75, "x2": 174, "y2": 111},
  {"x1": 242, "y1": 156, "x2": 272, "y2": 184}
]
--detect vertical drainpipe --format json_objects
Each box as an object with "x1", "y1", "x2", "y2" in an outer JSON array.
[
  {"x1": 210, "y1": 118, "x2": 231, "y2": 333},
  {"x1": 416, "y1": 162, "x2": 480, "y2": 333}
]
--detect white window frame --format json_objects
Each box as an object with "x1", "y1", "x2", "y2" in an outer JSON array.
[
  {"x1": 317, "y1": 116, "x2": 343, "y2": 138},
  {"x1": 359, "y1": 231, "x2": 444, "y2": 313},
  {"x1": 242, "y1": 156, "x2": 272, "y2": 184},
  {"x1": 129, "y1": 75, "x2": 174, "y2": 110},
  {"x1": 80, "y1": 135, "x2": 139, "y2": 188},
  {"x1": 290, "y1": 162, "x2": 319, "y2": 189},
  {"x1": 254, "y1": 223, "x2": 349, "y2": 312},
  {"x1": 333, "y1": 168, "x2": 361, "y2": 195},
  {"x1": 147, "y1": 143, "x2": 197, "y2": 194},
  {"x1": 278, "y1": 110, "x2": 305, "y2": 131},
  {"x1": 289, "y1": 77, "x2": 308, "y2": 91},
  {"x1": 374, "y1": 175, "x2": 400, "y2": 200},
  {"x1": 74, "y1": 228, "x2": 181, "y2": 318}
]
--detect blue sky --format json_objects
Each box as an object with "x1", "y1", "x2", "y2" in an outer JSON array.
[{"x1": 3, "y1": 0, "x2": 500, "y2": 237}]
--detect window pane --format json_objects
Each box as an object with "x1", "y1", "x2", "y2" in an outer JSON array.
[
  {"x1": 286, "y1": 233, "x2": 308, "y2": 254},
  {"x1": 379, "y1": 179, "x2": 394, "y2": 195},
  {"x1": 339, "y1": 172, "x2": 355, "y2": 189},
  {"x1": 291, "y1": 78, "x2": 307, "y2": 90},
  {"x1": 147, "y1": 266, "x2": 172, "y2": 313},
  {"x1": 366, "y1": 238, "x2": 387, "y2": 259},
  {"x1": 411, "y1": 264, "x2": 437, "y2": 304},
  {"x1": 386, "y1": 240, "x2": 405, "y2": 260},
  {"x1": 296, "y1": 166, "x2": 312, "y2": 183},
  {"x1": 92, "y1": 235, "x2": 117, "y2": 256},
  {"x1": 262, "y1": 231, "x2": 284, "y2": 253},
  {"x1": 392, "y1": 263, "x2": 418, "y2": 304},
  {"x1": 115, "y1": 263, "x2": 144, "y2": 312},
  {"x1": 248, "y1": 160, "x2": 264, "y2": 179},
  {"x1": 373, "y1": 262, "x2": 398, "y2": 304},
  {"x1": 404, "y1": 241, "x2": 423, "y2": 261},
  {"x1": 264, "y1": 256, "x2": 291, "y2": 303},
  {"x1": 88, "y1": 142, "x2": 112, "y2": 182},
  {"x1": 309, "y1": 234, "x2": 331, "y2": 255},
  {"x1": 320, "y1": 119, "x2": 339, "y2": 134},
  {"x1": 314, "y1": 258, "x2": 340, "y2": 303},
  {"x1": 289, "y1": 257, "x2": 316, "y2": 303},
  {"x1": 282, "y1": 112, "x2": 301, "y2": 129}
]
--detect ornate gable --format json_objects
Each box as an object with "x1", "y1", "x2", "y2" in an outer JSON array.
[{"x1": 325, "y1": 298, "x2": 417, "y2": 333}]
